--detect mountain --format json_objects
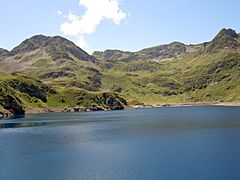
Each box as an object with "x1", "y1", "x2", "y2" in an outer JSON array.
[
  {"x1": 94, "y1": 28, "x2": 240, "y2": 104},
  {"x1": 0, "y1": 35, "x2": 102, "y2": 92},
  {"x1": 136, "y1": 41, "x2": 187, "y2": 60},
  {"x1": 0, "y1": 28, "x2": 240, "y2": 114},
  {"x1": 0, "y1": 35, "x2": 127, "y2": 114},
  {"x1": 93, "y1": 42, "x2": 187, "y2": 63},
  {"x1": 203, "y1": 28, "x2": 240, "y2": 53},
  {"x1": 93, "y1": 50, "x2": 132, "y2": 62},
  {"x1": 0, "y1": 48, "x2": 8, "y2": 58},
  {"x1": 94, "y1": 28, "x2": 240, "y2": 62},
  {"x1": 0, "y1": 35, "x2": 96, "y2": 73},
  {"x1": 9, "y1": 35, "x2": 95, "y2": 62}
]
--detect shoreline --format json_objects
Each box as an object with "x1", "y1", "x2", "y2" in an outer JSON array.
[
  {"x1": 132, "y1": 102, "x2": 240, "y2": 109},
  {"x1": 1, "y1": 102, "x2": 240, "y2": 118},
  {"x1": 21, "y1": 102, "x2": 240, "y2": 115}
]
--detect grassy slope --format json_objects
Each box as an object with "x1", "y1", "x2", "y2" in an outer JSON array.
[
  {"x1": 101, "y1": 51, "x2": 240, "y2": 105},
  {"x1": 0, "y1": 50, "x2": 239, "y2": 110},
  {"x1": 1, "y1": 31, "x2": 240, "y2": 110},
  {"x1": 0, "y1": 71, "x2": 127, "y2": 113}
]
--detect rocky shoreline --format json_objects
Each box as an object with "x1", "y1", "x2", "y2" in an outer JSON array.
[
  {"x1": 131, "y1": 102, "x2": 240, "y2": 109},
  {"x1": 0, "y1": 105, "x2": 125, "y2": 118},
  {"x1": 0, "y1": 109, "x2": 14, "y2": 118},
  {"x1": 1, "y1": 102, "x2": 240, "y2": 118},
  {"x1": 24, "y1": 105, "x2": 125, "y2": 115}
]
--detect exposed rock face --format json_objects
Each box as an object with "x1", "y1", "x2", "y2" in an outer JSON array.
[
  {"x1": 45, "y1": 36, "x2": 96, "y2": 62},
  {"x1": 101, "y1": 92, "x2": 127, "y2": 107},
  {"x1": 39, "y1": 71, "x2": 76, "y2": 79},
  {"x1": 1, "y1": 95, "x2": 25, "y2": 115},
  {"x1": 0, "y1": 109, "x2": 13, "y2": 118},
  {"x1": 8, "y1": 80, "x2": 47, "y2": 102},
  {"x1": 93, "y1": 42, "x2": 187, "y2": 62},
  {"x1": 137, "y1": 41, "x2": 187, "y2": 59},
  {"x1": 0, "y1": 48, "x2": 9, "y2": 58},
  {"x1": 0, "y1": 84, "x2": 25, "y2": 115},
  {"x1": 9, "y1": 35, "x2": 95, "y2": 62},
  {"x1": 204, "y1": 28, "x2": 240, "y2": 53},
  {"x1": 93, "y1": 50, "x2": 132, "y2": 61},
  {"x1": 93, "y1": 29, "x2": 240, "y2": 63},
  {"x1": 10, "y1": 35, "x2": 51, "y2": 55},
  {"x1": 8, "y1": 78, "x2": 56, "y2": 103},
  {"x1": 75, "y1": 91, "x2": 127, "y2": 109}
]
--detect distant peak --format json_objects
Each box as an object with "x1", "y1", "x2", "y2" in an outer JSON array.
[
  {"x1": 0, "y1": 48, "x2": 8, "y2": 52},
  {"x1": 203, "y1": 28, "x2": 240, "y2": 53},
  {"x1": 25, "y1": 34, "x2": 52, "y2": 44},
  {"x1": 9, "y1": 35, "x2": 51, "y2": 55},
  {"x1": 0, "y1": 48, "x2": 9, "y2": 57},
  {"x1": 169, "y1": 41, "x2": 185, "y2": 45},
  {"x1": 215, "y1": 28, "x2": 239, "y2": 39},
  {"x1": 30, "y1": 34, "x2": 49, "y2": 39}
]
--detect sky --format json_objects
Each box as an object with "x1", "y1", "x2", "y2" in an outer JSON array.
[{"x1": 1, "y1": 0, "x2": 240, "y2": 53}]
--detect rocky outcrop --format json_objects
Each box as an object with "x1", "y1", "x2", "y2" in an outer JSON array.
[
  {"x1": 0, "y1": 48, "x2": 9, "y2": 58},
  {"x1": 93, "y1": 42, "x2": 187, "y2": 63},
  {"x1": 75, "y1": 91, "x2": 127, "y2": 109},
  {"x1": 10, "y1": 35, "x2": 51, "y2": 56},
  {"x1": 137, "y1": 41, "x2": 187, "y2": 59},
  {"x1": 98, "y1": 92, "x2": 127, "y2": 110},
  {"x1": 0, "y1": 109, "x2": 16, "y2": 118},
  {"x1": 46, "y1": 36, "x2": 96, "y2": 62},
  {"x1": 9, "y1": 34, "x2": 95, "y2": 62},
  {"x1": 93, "y1": 50, "x2": 132, "y2": 62},
  {"x1": 0, "y1": 95, "x2": 25, "y2": 115},
  {"x1": 39, "y1": 71, "x2": 76, "y2": 79},
  {"x1": 9, "y1": 80, "x2": 46, "y2": 102},
  {"x1": 204, "y1": 28, "x2": 240, "y2": 53},
  {"x1": 0, "y1": 81, "x2": 25, "y2": 115}
]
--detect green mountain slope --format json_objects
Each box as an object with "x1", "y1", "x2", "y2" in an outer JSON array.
[
  {"x1": 0, "y1": 35, "x2": 103, "y2": 92},
  {"x1": 0, "y1": 28, "x2": 240, "y2": 114},
  {"x1": 0, "y1": 72, "x2": 127, "y2": 114},
  {"x1": 96, "y1": 28, "x2": 240, "y2": 104}
]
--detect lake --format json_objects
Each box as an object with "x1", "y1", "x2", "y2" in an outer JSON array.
[{"x1": 1, "y1": 106, "x2": 240, "y2": 180}]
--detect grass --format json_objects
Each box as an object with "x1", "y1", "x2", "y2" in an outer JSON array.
[
  {"x1": 0, "y1": 31, "x2": 240, "y2": 111},
  {"x1": 99, "y1": 50, "x2": 240, "y2": 105}
]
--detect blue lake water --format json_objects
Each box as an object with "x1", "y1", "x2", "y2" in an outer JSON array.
[{"x1": 1, "y1": 106, "x2": 240, "y2": 180}]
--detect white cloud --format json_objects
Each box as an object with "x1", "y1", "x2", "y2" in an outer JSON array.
[
  {"x1": 75, "y1": 35, "x2": 88, "y2": 50},
  {"x1": 59, "y1": 0, "x2": 127, "y2": 50}
]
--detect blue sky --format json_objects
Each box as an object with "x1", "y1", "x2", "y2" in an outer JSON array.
[{"x1": 1, "y1": 0, "x2": 240, "y2": 53}]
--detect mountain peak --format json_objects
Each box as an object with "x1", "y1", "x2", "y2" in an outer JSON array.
[
  {"x1": 137, "y1": 41, "x2": 186, "y2": 59},
  {"x1": 204, "y1": 28, "x2": 240, "y2": 53},
  {"x1": 10, "y1": 35, "x2": 51, "y2": 55},
  {"x1": 216, "y1": 28, "x2": 239, "y2": 39},
  {"x1": 8, "y1": 34, "x2": 95, "y2": 62},
  {"x1": 0, "y1": 48, "x2": 9, "y2": 57}
]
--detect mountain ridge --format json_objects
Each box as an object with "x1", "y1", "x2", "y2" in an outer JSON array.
[
  {"x1": 93, "y1": 28, "x2": 240, "y2": 62},
  {"x1": 6, "y1": 34, "x2": 95, "y2": 62},
  {"x1": 0, "y1": 28, "x2": 240, "y2": 115}
]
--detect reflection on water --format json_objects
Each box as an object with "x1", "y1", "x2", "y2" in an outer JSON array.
[
  {"x1": 0, "y1": 114, "x2": 48, "y2": 128},
  {"x1": 1, "y1": 106, "x2": 240, "y2": 132},
  {"x1": 0, "y1": 122, "x2": 47, "y2": 128},
  {"x1": 1, "y1": 106, "x2": 240, "y2": 180}
]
